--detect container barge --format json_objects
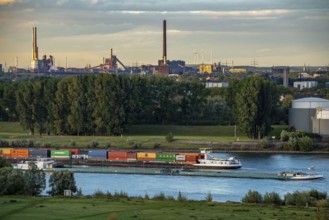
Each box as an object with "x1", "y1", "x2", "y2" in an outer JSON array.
[{"x1": 44, "y1": 167, "x2": 323, "y2": 181}]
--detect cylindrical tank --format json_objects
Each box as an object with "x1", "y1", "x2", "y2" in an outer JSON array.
[{"x1": 291, "y1": 97, "x2": 329, "y2": 109}]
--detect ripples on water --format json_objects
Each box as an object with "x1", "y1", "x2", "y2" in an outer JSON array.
[{"x1": 43, "y1": 153, "x2": 329, "y2": 202}]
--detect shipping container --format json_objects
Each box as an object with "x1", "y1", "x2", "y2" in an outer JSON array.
[
  {"x1": 156, "y1": 153, "x2": 176, "y2": 162},
  {"x1": 50, "y1": 150, "x2": 71, "y2": 158},
  {"x1": 127, "y1": 152, "x2": 137, "y2": 160},
  {"x1": 29, "y1": 149, "x2": 51, "y2": 158},
  {"x1": 175, "y1": 155, "x2": 186, "y2": 161},
  {"x1": 1, "y1": 148, "x2": 13, "y2": 155},
  {"x1": 137, "y1": 152, "x2": 156, "y2": 160},
  {"x1": 61, "y1": 148, "x2": 80, "y2": 155},
  {"x1": 185, "y1": 155, "x2": 198, "y2": 163},
  {"x1": 11, "y1": 149, "x2": 29, "y2": 158},
  {"x1": 108, "y1": 151, "x2": 128, "y2": 161},
  {"x1": 88, "y1": 150, "x2": 108, "y2": 159}
]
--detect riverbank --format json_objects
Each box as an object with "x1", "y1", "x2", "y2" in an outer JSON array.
[{"x1": 0, "y1": 196, "x2": 326, "y2": 220}]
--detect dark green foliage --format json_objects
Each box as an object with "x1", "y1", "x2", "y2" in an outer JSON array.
[
  {"x1": 165, "y1": 132, "x2": 174, "y2": 142},
  {"x1": 0, "y1": 166, "x2": 45, "y2": 196},
  {"x1": 0, "y1": 157, "x2": 12, "y2": 168},
  {"x1": 47, "y1": 170, "x2": 77, "y2": 196},
  {"x1": 263, "y1": 192, "x2": 282, "y2": 205},
  {"x1": 235, "y1": 77, "x2": 277, "y2": 139},
  {"x1": 205, "y1": 192, "x2": 213, "y2": 202},
  {"x1": 177, "y1": 191, "x2": 187, "y2": 202},
  {"x1": 242, "y1": 190, "x2": 263, "y2": 203},
  {"x1": 23, "y1": 163, "x2": 46, "y2": 196},
  {"x1": 284, "y1": 190, "x2": 327, "y2": 207}
]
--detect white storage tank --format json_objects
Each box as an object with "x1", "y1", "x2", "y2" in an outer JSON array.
[
  {"x1": 289, "y1": 97, "x2": 329, "y2": 133},
  {"x1": 292, "y1": 97, "x2": 329, "y2": 109}
]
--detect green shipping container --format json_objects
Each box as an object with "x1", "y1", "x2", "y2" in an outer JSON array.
[
  {"x1": 156, "y1": 153, "x2": 176, "y2": 162},
  {"x1": 51, "y1": 150, "x2": 71, "y2": 158}
]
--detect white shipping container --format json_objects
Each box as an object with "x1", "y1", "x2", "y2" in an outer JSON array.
[{"x1": 176, "y1": 155, "x2": 186, "y2": 161}]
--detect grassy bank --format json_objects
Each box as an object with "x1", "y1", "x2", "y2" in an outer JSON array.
[
  {"x1": 0, "y1": 196, "x2": 326, "y2": 220},
  {"x1": 0, "y1": 122, "x2": 287, "y2": 149}
]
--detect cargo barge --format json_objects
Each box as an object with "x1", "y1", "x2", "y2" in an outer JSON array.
[{"x1": 44, "y1": 167, "x2": 323, "y2": 181}]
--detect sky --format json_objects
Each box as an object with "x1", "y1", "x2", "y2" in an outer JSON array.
[{"x1": 0, "y1": 0, "x2": 328, "y2": 68}]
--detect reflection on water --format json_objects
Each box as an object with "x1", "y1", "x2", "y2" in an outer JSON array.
[{"x1": 44, "y1": 153, "x2": 329, "y2": 202}]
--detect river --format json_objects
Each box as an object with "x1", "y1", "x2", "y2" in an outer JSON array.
[{"x1": 44, "y1": 153, "x2": 329, "y2": 202}]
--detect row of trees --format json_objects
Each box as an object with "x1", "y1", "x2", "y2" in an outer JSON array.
[{"x1": 1, "y1": 74, "x2": 284, "y2": 138}]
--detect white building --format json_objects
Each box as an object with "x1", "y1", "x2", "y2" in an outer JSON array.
[
  {"x1": 205, "y1": 82, "x2": 229, "y2": 88},
  {"x1": 293, "y1": 81, "x2": 318, "y2": 90}
]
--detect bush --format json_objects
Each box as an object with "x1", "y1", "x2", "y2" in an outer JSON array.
[
  {"x1": 177, "y1": 191, "x2": 187, "y2": 202},
  {"x1": 153, "y1": 192, "x2": 166, "y2": 200},
  {"x1": 89, "y1": 140, "x2": 99, "y2": 148},
  {"x1": 165, "y1": 132, "x2": 174, "y2": 142},
  {"x1": 205, "y1": 192, "x2": 213, "y2": 202},
  {"x1": 242, "y1": 190, "x2": 263, "y2": 204},
  {"x1": 70, "y1": 141, "x2": 76, "y2": 147},
  {"x1": 259, "y1": 137, "x2": 269, "y2": 148},
  {"x1": 280, "y1": 130, "x2": 290, "y2": 142},
  {"x1": 298, "y1": 136, "x2": 313, "y2": 152},
  {"x1": 316, "y1": 199, "x2": 329, "y2": 208},
  {"x1": 105, "y1": 142, "x2": 111, "y2": 148},
  {"x1": 263, "y1": 192, "x2": 282, "y2": 205}
]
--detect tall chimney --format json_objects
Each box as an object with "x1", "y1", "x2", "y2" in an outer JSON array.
[
  {"x1": 163, "y1": 20, "x2": 167, "y2": 64},
  {"x1": 32, "y1": 27, "x2": 38, "y2": 60}
]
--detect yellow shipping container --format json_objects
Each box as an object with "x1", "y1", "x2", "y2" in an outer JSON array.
[
  {"x1": 1, "y1": 148, "x2": 13, "y2": 155},
  {"x1": 137, "y1": 152, "x2": 156, "y2": 159}
]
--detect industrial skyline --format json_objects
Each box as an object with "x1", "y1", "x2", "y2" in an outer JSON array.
[{"x1": 0, "y1": 0, "x2": 329, "y2": 68}]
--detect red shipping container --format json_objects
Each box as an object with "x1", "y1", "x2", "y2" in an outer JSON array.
[
  {"x1": 108, "y1": 151, "x2": 128, "y2": 161},
  {"x1": 185, "y1": 155, "x2": 198, "y2": 163},
  {"x1": 127, "y1": 152, "x2": 137, "y2": 160},
  {"x1": 61, "y1": 148, "x2": 80, "y2": 155}
]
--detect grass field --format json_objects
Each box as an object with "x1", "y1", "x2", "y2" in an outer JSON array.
[
  {"x1": 0, "y1": 122, "x2": 287, "y2": 149},
  {"x1": 0, "y1": 196, "x2": 326, "y2": 220}
]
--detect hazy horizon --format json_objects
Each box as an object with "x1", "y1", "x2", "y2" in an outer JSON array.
[{"x1": 0, "y1": 0, "x2": 328, "y2": 68}]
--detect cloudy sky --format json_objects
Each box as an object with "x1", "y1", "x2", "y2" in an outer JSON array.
[{"x1": 0, "y1": 0, "x2": 328, "y2": 68}]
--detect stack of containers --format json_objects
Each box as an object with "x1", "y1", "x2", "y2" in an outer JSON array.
[
  {"x1": 11, "y1": 149, "x2": 29, "y2": 158},
  {"x1": 50, "y1": 150, "x2": 71, "y2": 159},
  {"x1": 88, "y1": 150, "x2": 108, "y2": 160},
  {"x1": 137, "y1": 152, "x2": 156, "y2": 161},
  {"x1": 126, "y1": 152, "x2": 137, "y2": 161},
  {"x1": 156, "y1": 153, "x2": 176, "y2": 162},
  {"x1": 29, "y1": 149, "x2": 51, "y2": 158},
  {"x1": 0, "y1": 148, "x2": 13, "y2": 157}
]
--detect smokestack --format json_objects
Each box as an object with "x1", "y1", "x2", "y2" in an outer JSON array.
[
  {"x1": 163, "y1": 20, "x2": 167, "y2": 64},
  {"x1": 32, "y1": 27, "x2": 38, "y2": 60}
]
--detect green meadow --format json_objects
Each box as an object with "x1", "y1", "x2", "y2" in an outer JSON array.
[
  {"x1": 0, "y1": 122, "x2": 287, "y2": 149},
  {"x1": 0, "y1": 196, "x2": 326, "y2": 220}
]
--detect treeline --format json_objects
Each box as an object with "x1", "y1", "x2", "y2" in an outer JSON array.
[{"x1": 0, "y1": 74, "x2": 287, "y2": 138}]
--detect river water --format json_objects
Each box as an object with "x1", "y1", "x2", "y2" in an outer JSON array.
[{"x1": 44, "y1": 153, "x2": 329, "y2": 202}]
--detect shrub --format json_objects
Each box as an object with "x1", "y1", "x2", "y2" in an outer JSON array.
[
  {"x1": 205, "y1": 192, "x2": 213, "y2": 202},
  {"x1": 105, "y1": 142, "x2": 111, "y2": 148},
  {"x1": 242, "y1": 190, "x2": 263, "y2": 204},
  {"x1": 299, "y1": 136, "x2": 313, "y2": 152},
  {"x1": 309, "y1": 189, "x2": 327, "y2": 200},
  {"x1": 177, "y1": 191, "x2": 187, "y2": 202},
  {"x1": 165, "y1": 132, "x2": 174, "y2": 142},
  {"x1": 70, "y1": 141, "x2": 76, "y2": 147},
  {"x1": 263, "y1": 192, "x2": 282, "y2": 205},
  {"x1": 153, "y1": 192, "x2": 166, "y2": 200},
  {"x1": 316, "y1": 199, "x2": 329, "y2": 208},
  {"x1": 280, "y1": 130, "x2": 290, "y2": 142},
  {"x1": 89, "y1": 140, "x2": 99, "y2": 148},
  {"x1": 287, "y1": 137, "x2": 299, "y2": 151},
  {"x1": 259, "y1": 137, "x2": 269, "y2": 148},
  {"x1": 153, "y1": 142, "x2": 161, "y2": 148}
]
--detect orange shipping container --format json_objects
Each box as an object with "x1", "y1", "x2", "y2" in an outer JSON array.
[
  {"x1": 61, "y1": 148, "x2": 80, "y2": 155},
  {"x1": 11, "y1": 149, "x2": 29, "y2": 158}
]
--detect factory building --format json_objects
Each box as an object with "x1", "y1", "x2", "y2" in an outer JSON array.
[
  {"x1": 293, "y1": 81, "x2": 318, "y2": 90},
  {"x1": 199, "y1": 64, "x2": 212, "y2": 74},
  {"x1": 289, "y1": 97, "x2": 329, "y2": 135}
]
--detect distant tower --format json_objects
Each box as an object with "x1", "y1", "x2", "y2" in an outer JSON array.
[
  {"x1": 283, "y1": 66, "x2": 289, "y2": 87},
  {"x1": 31, "y1": 27, "x2": 39, "y2": 70}
]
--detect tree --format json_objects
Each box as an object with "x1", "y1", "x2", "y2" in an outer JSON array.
[
  {"x1": 23, "y1": 163, "x2": 46, "y2": 196},
  {"x1": 235, "y1": 77, "x2": 277, "y2": 139},
  {"x1": 0, "y1": 168, "x2": 25, "y2": 195},
  {"x1": 0, "y1": 157, "x2": 12, "y2": 168},
  {"x1": 47, "y1": 170, "x2": 77, "y2": 196}
]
